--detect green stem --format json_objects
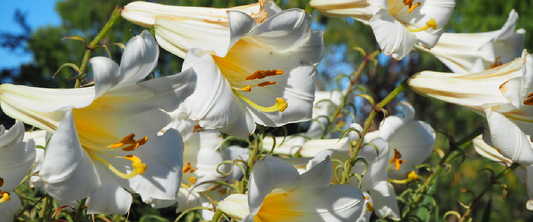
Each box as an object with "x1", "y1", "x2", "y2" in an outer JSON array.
[
  {"x1": 322, "y1": 50, "x2": 379, "y2": 139},
  {"x1": 73, "y1": 198, "x2": 87, "y2": 222},
  {"x1": 340, "y1": 79, "x2": 409, "y2": 184},
  {"x1": 459, "y1": 163, "x2": 519, "y2": 222},
  {"x1": 401, "y1": 127, "x2": 483, "y2": 220},
  {"x1": 211, "y1": 208, "x2": 224, "y2": 222},
  {"x1": 74, "y1": 7, "x2": 122, "y2": 88}
]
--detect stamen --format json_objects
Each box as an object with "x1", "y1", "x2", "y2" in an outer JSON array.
[
  {"x1": 0, "y1": 192, "x2": 10, "y2": 203},
  {"x1": 246, "y1": 70, "x2": 283, "y2": 80},
  {"x1": 407, "y1": 18, "x2": 437, "y2": 32},
  {"x1": 234, "y1": 90, "x2": 288, "y2": 112},
  {"x1": 188, "y1": 177, "x2": 197, "y2": 185},
  {"x1": 90, "y1": 154, "x2": 145, "y2": 179},
  {"x1": 403, "y1": 0, "x2": 414, "y2": 8},
  {"x1": 243, "y1": 86, "x2": 252, "y2": 92},
  {"x1": 258, "y1": 81, "x2": 276, "y2": 87},
  {"x1": 0, "y1": 177, "x2": 3, "y2": 187},
  {"x1": 110, "y1": 134, "x2": 148, "y2": 152},
  {"x1": 366, "y1": 202, "x2": 374, "y2": 212},
  {"x1": 193, "y1": 125, "x2": 205, "y2": 133},
  {"x1": 389, "y1": 149, "x2": 406, "y2": 171},
  {"x1": 408, "y1": 2, "x2": 421, "y2": 14},
  {"x1": 524, "y1": 93, "x2": 533, "y2": 105},
  {"x1": 183, "y1": 162, "x2": 193, "y2": 173},
  {"x1": 407, "y1": 171, "x2": 419, "y2": 181},
  {"x1": 125, "y1": 155, "x2": 147, "y2": 175},
  {"x1": 491, "y1": 56, "x2": 503, "y2": 68}
]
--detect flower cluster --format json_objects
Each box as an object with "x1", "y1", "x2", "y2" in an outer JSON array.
[{"x1": 2, "y1": 0, "x2": 533, "y2": 221}]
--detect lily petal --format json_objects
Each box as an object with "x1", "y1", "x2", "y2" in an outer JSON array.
[{"x1": 39, "y1": 109, "x2": 100, "y2": 201}]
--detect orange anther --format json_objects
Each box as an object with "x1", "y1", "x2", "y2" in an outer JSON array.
[
  {"x1": 246, "y1": 70, "x2": 283, "y2": 80},
  {"x1": 258, "y1": 81, "x2": 276, "y2": 87}
]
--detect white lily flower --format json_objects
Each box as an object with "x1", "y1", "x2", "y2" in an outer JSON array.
[
  {"x1": 0, "y1": 31, "x2": 197, "y2": 214},
  {"x1": 375, "y1": 102, "x2": 435, "y2": 179},
  {"x1": 218, "y1": 155, "x2": 367, "y2": 222},
  {"x1": 416, "y1": 9, "x2": 525, "y2": 73},
  {"x1": 145, "y1": 108, "x2": 249, "y2": 219},
  {"x1": 123, "y1": 1, "x2": 323, "y2": 138},
  {"x1": 299, "y1": 124, "x2": 401, "y2": 220},
  {"x1": 310, "y1": 0, "x2": 455, "y2": 60},
  {"x1": 0, "y1": 121, "x2": 36, "y2": 222},
  {"x1": 409, "y1": 50, "x2": 533, "y2": 166}
]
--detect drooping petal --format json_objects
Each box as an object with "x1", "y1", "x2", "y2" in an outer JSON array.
[
  {"x1": 369, "y1": 9, "x2": 416, "y2": 59},
  {"x1": 218, "y1": 193, "x2": 251, "y2": 220},
  {"x1": 39, "y1": 110, "x2": 100, "y2": 201},
  {"x1": 182, "y1": 49, "x2": 253, "y2": 138},
  {"x1": 87, "y1": 163, "x2": 133, "y2": 214},
  {"x1": 0, "y1": 122, "x2": 35, "y2": 189},
  {"x1": 117, "y1": 31, "x2": 159, "y2": 85},
  {"x1": 369, "y1": 182, "x2": 400, "y2": 220},
  {"x1": 485, "y1": 108, "x2": 533, "y2": 165}
]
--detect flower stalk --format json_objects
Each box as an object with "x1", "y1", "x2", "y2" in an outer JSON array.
[
  {"x1": 341, "y1": 78, "x2": 409, "y2": 184},
  {"x1": 401, "y1": 127, "x2": 484, "y2": 220},
  {"x1": 75, "y1": 6, "x2": 122, "y2": 88}
]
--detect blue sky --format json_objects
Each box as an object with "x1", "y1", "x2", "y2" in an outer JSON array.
[{"x1": 0, "y1": 0, "x2": 60, "y2": 70}]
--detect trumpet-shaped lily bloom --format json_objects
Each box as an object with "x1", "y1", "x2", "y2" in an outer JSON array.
[
  {"x1": 416, "y1": 9, "x2": 525, "y2": 73},
  {"x1": 299, "y1": 124, "x2": 400, "y2": 220},
  {"x1": 218, "y1": 155, "x2": 367, "y2": 222},
  {"x1": 409, "y1": 50, "x2": 533, "y2": 166},
  {"x1": 122, "y1": 0, "x2": 323, "y2": 138},
  {"x1": 0, "y1": 122, "x2": 36, "y2": 222},
  {"x1": 0, "y1": 31, "x2": 197, "y2": 214},
  {"x1": 145, "y1": 108, "x2": 249, "y2": 217},
  {"x1": 310, "y1": 0, "x2": 455, "y2": 60},
  {"x1": 373, "y1": 102, "x2": 435, "y2": 179}
]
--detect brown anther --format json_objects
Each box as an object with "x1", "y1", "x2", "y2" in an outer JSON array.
[
  {"x1": 243, "y1": 86, "x2": 252, "y2": 92},
  {"x1": 183, "y1": 162, "x2": 193, "y2": 173},
  {"x1": 524, "y1": 92, "x2": 533, "y2": 105},
  {"x1": 389, "y1": 149, "x2": 406, "y2": 171},
  {"x1": 403, "y1": 0, "x2": 415, "y2": 8},
  {"x1": 121, "y1": 143, "x2": 140, "y2": 152},
  {"x1": 136, "y1": 137, "x2": 148, "y2": 146},
  {"x1": 258, "y1": 81, "x2": 276, "y2": 87},
  {"x1": 491, "y1": 56, "x2": 503, "y2": 68},
  {"x1": 246, "y1": 70, "x2": 283, "y2": 80},
  {"x1": 193, "y1": 125, "x2": 205, "y2": 133},
  {"x1": 0, "y1": 177, "x2": 3, "y2": 187}
]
